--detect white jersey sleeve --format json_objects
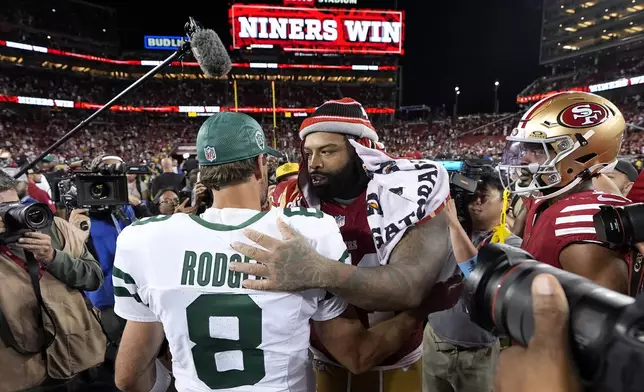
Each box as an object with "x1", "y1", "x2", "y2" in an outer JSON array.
[
  {"x1": 113, "y1": 222, "x2": 159, "y2": 323},
  {"x1": 278, "y1": 207, "x2": 351, "y2": 322}
]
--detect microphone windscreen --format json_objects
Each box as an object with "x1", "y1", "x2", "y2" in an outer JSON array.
[{"x1": 191, "y1": 29, "x2": 232, "y2": 78}]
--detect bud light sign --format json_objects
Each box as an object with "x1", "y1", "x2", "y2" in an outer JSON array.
[{"x1": 144, "y1": 35, "x2": 186, "y2": 50}]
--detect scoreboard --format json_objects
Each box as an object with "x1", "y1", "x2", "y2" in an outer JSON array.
[{"x1": 230, "y1": 3, "x2": 405, "y2": 55}]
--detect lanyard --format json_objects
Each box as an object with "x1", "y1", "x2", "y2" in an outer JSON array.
[
  {"x1": 0, "y1": 245, "x2": 45, "y2": 278},
  {"x1": 490, "y1": 189, "x2": 513, "y2": 244},
  {"x1": 111, "y1": 213, "x2": 123, "y2": 235}
]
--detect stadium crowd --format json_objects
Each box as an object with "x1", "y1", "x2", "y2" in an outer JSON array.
[
  {"x1": 0, "y1": 67, "x2": 397, "y2": 110},
  {"x1": 1, "y1": 94, "x2": 643, "y2": 172}
]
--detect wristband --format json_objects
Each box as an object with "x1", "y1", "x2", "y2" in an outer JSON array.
[{"x1": 458, "y1": 254, "x2": 478, "y2": 279}]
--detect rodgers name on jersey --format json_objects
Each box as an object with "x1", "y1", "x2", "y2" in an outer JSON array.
[
  {"x1": 113, "y1": 207, "x2": 350, "y2": 392},
  {"x1": 180, "y1": 250, "x2": 253, "y2": 289}
]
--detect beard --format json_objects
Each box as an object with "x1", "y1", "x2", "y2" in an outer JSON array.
[{"x1": 310, "y1": 158, "x2": 369, "y2": 201}]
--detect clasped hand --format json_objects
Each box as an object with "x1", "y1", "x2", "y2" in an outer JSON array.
[{"x1": 229, "y1": 218, "x2": 326, "y2": 291}]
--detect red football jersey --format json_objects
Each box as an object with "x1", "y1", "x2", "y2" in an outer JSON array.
[
  {"x1": 522, "y1": 190, "x2": 642, "y2": 294},
  {"x1": 308, "y1": 191, "x2": 424, "y2": 367},
  {"x1": 273, "y1": 180, "x2": 425, "y2": 367}
]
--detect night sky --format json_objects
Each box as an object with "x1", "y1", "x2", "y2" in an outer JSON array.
[{"x1": 97, "y1": 0, "x2": 544, "y2": 114}]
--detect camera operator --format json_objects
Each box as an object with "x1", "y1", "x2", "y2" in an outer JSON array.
[
  {"x1": 77, "y1": 155, "x2": 148, "y2": 346},
  {"x1": 424, "y1": 173, "x2": 522, "y2": 392},
  {"x1": 0, "y1": 170, "x2": 106, "y2": 391}
]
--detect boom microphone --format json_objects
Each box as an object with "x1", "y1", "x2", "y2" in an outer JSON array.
[{"x1": 191, "y1": 29, "x2": 232, "y2": 78}]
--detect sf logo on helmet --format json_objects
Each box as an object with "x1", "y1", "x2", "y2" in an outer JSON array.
[{"x1": 558, "y1": 102, "x2": 609, "y2": 128}]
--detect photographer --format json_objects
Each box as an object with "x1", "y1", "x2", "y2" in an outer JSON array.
[
  {"x1": 424, "y1": 174, "x2": 522, "y2": 392},
  {"x1": 0, "y1": 170, "x2": 106, "y2": 391},
  {"x1": 76, "y1": 155, "x2": 143, "y2": 345}
]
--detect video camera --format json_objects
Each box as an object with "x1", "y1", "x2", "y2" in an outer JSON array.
[
  {"x1": 465, "y1": 243, "x2": 644, "y2": 392},
  {"x1": 55, "y1": 162, "x2": 130, "y2": 210},
  {"x1": 438, "y1": 160, "x2": 496, "y2": 231},
  {"x1": 0, "y1": 203, "x2": 54, "y2": 244}
]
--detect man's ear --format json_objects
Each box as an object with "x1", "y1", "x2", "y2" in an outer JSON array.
[{"x1": 255, "y1": 155, "x2": 266, "y2": 180}]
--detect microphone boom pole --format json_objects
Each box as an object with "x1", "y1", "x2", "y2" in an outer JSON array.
[{"x1": 14, "y1": 40, "x2": 193, "y2": 178}]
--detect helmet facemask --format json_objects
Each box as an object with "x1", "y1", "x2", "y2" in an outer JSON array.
[{"x1": 499, "y1": 133, "x2": 579, "y2": 197}]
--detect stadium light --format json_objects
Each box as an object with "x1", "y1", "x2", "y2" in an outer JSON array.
[
  {"x1": 457, "y1": 91, "x2": 461, "y2": 95},
  {"x1": 455, "y1": 86, "x2": 460, "y2": 92},
  {"x1": 495, "y1": 81, "x2": 500, "y2": 87}
]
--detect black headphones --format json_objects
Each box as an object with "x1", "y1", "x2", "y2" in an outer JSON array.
[{"x1": 90, "y1": 155, "x2": 126, "y2": 175}]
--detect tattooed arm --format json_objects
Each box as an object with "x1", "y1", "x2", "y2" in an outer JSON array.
[
  {"x1": 230, "y1": 212, "x2": 451, "y2": 312},
  {"x1": 324, "y1": 212, "x2": 451, "y2": 311}
]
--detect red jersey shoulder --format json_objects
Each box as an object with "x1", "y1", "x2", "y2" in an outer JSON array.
[
  {"x1": 548, "y1": 190, "x2": 628, "y2": 229},
  {"x1": 523, "y1": 191, "x2": 631, "y2": 268},
  {"x1": 541, "y1": 190, "x2": 630, "y2": 243}
]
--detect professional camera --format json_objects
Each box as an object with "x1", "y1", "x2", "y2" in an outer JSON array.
[
  {"x1": 438, "y1": 160, "x2": 496, "y2": 230},
  {"x1": 465, "y1": 243, "x2": 644, "y2": 392},
  {"x1": 55, "y1": 163, "x2": 130, "y2": 210},
  {"x1": 0, "y1": 203, "x2": 54, "y2": 244},
  {"x1": 593, "y1": 203, "x2": 644, "y2": 246}
]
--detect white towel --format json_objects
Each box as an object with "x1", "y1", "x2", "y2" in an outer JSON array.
[{"x1": 349, "y1": 140, "x2": 451, "y2": 264}]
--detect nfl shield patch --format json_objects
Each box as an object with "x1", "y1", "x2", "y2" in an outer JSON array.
[
  {"x1": 335, "y1": 216, "x2": 346, "y2": 228},
  {"x1": 204, "y1": 146, "x2": 217, "y2": 162}
]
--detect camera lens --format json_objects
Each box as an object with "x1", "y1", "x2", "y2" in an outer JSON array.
[
  {"x1": 26, "y1": 208, "x2": 45, "y2": 226},
  {"x1": 89, "y1": 182, "x2": 110, "y2": 199},
  {"x1": 594, "y1": 203, "x2": 644, "y2": 245},
  {"x1": 594, "y1": 205, "x2": 628, "y2": 245},
  {"x1": 466, "y1": 243, "x2": 635, "y2": 382},
  {"x1": 622, "y1": 203, "x2": 644, "y2": 243},
  {"x1": 22, "y1": 204, "x2": 53, "y2": 230}
]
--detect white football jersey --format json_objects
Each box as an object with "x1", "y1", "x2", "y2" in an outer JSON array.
[{"x1": 113, "y1": 207, "x2": 350, "y2": 392}]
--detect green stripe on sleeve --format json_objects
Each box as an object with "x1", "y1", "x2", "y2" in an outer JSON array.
[
  {"x1": 113, "y1": 266, "x2": 137, "y2": 284},
  {"x1": 114, "y1": 287, "x2": 143, "y2": 303}
]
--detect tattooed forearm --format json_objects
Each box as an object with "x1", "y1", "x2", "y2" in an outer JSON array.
[{"x1": 323, "y1": 213, "x2": 451, "y2": 311}]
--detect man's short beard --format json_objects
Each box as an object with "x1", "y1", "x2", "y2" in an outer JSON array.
[{"x1": 311, "y1": 153, "x2": 369, "y2": 201}]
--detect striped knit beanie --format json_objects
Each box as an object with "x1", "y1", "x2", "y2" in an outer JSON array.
[{"x1": 299, "y1": 98, "x2": 379, "y2": 142}]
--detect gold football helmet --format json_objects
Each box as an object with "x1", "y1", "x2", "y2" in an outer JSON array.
[{"x1": 499, "y1": 92, "x2": 625, "y2": 199}]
